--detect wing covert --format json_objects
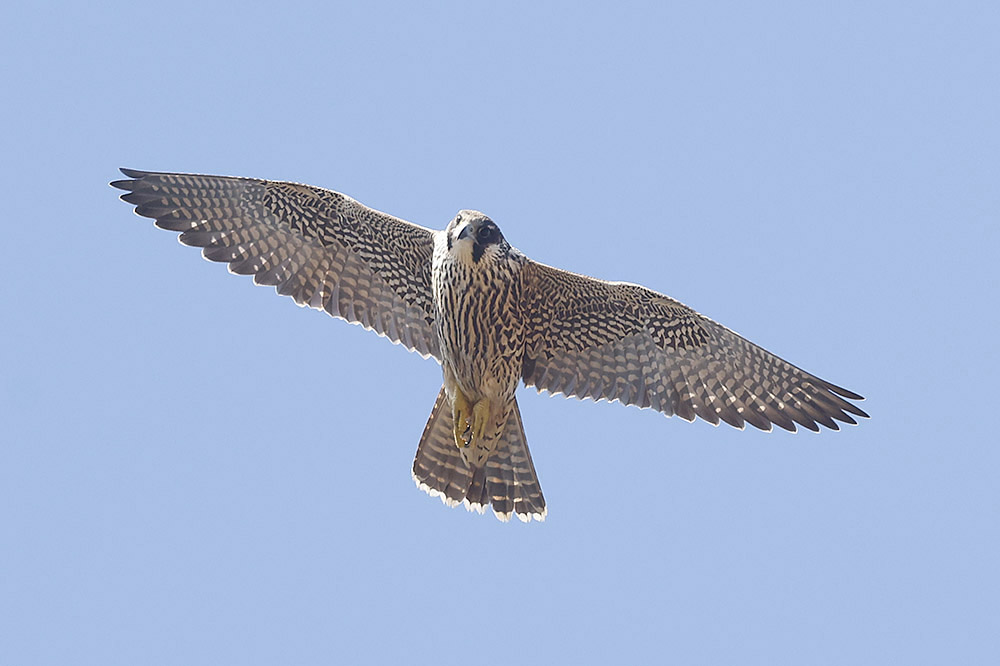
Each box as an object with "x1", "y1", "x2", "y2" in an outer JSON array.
[
  {"x1": 520, "y1": 261, "x2": 867, "y2": 432},
  {"x1": 112, "y1": 168, "x2": 440, "y2": 360}
]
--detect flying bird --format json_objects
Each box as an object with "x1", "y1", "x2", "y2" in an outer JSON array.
[{"x1": 112, "y1": 168, "x2": 868, "y2": 522}]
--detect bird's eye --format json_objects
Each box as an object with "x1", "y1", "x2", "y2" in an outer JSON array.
[{"x1": 478, "y1": 226, "x2": 492, "y2": 242}]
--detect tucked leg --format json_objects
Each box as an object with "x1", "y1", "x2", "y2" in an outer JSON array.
[
  {"x1": 452, "y1": 388, "x2": 472, "y2": 448},
  {"x1": 472, "y1": 399, "x2": 492, "y2": 445}
]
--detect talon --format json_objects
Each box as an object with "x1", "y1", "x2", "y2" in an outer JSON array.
[{"x1": 453, "y1": 389, "x2": 471, "y2": 448}]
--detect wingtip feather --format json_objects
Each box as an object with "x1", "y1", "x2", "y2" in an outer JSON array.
[{"x1": 109, "y1": 178, "x2": 135, "y2": 191}]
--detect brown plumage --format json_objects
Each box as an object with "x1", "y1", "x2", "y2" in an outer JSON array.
[{"x1": 112, "y1": 168, "x2": 868, "y2": 523}]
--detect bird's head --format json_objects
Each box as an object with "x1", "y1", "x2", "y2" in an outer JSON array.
[{"x1": 446, "y1": 210, "x2": 506, "y2": 265}]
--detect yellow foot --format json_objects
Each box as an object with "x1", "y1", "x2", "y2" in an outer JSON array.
[
  {"x1": 453, "y1": 390, "x2": 471, "y2": 448},
  {"x1": 472, "y1": 400, "x2": 491, "y2": 445}
]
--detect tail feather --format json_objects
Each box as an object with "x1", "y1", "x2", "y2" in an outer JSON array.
[
  {"x1": 412, "y1": 388, "x2": 546, "y2": 522},
  {"x1": 487, "y1": 402, "x2": 546, "y2": 522},
  {"x1": 411, "y1": 387, "x2": 472, "y2": 507},
  {"x1": 464, "y1": 466, "x2": 489, "y2": 515}
]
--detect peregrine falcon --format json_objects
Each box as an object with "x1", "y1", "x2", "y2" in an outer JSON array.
[{"x1": 112, "y1": 168, "x2": 868, "y2": 522}]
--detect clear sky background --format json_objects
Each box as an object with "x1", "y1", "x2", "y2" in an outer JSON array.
[{"x1": 2, "y1": 2, "x2": 997, "y2": 664}]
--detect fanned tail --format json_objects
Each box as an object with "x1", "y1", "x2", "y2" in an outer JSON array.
[
  {"x1": 412, "y1": 388, "x2": 546, "y2": 522},
  {"x1": 482, "y1": 398, "x2": 547, "y2": 522},
  {"x1": 412, "y1": 387, "x2": 474, "y2": 508}
]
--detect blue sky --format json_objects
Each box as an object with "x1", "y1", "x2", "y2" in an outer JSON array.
[{"x1": 2, "y1": 1, "x2": 998, "y2": 664}]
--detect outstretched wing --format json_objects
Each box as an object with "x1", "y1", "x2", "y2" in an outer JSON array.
[
  {"x1": 112, "y1": 169, "x2": 440, "y2": 360},
  {"x1": 520, "y1": 261, "x2": 868, "y2": 432}
]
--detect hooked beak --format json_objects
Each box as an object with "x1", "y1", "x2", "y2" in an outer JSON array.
[{"x1": 457, "y1": 223, "x2": 475, "y2": 241}]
